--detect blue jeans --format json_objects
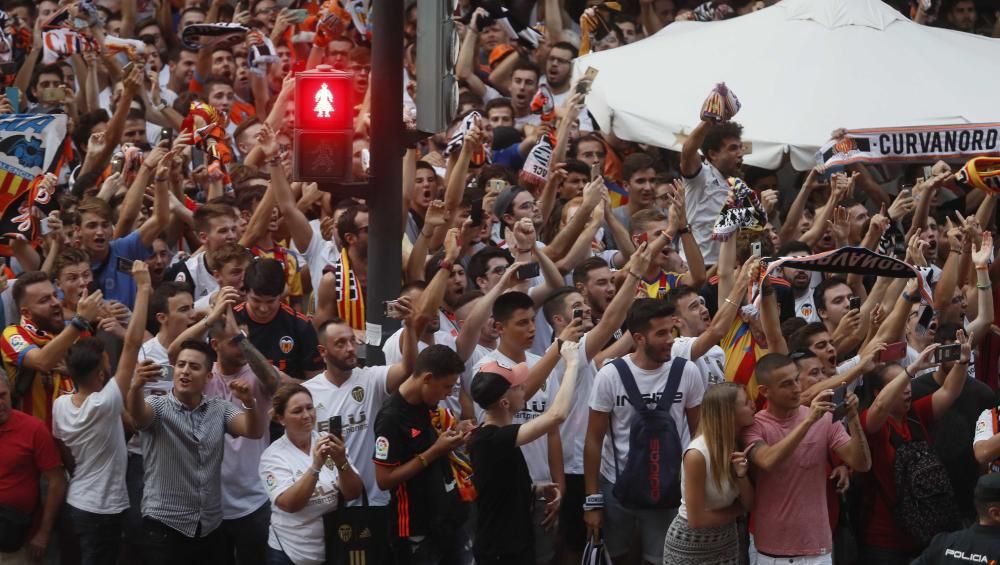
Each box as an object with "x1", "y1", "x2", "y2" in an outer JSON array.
[
  {"x1": 66, "y1": 505, "x2": 125, "y2": 565},
  {"x1": 264, "y1": 547, "x2": 294, "y2": 565}
]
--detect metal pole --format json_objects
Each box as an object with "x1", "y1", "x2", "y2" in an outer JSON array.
[{"x1": 364, "y1": 0, "x2": 404, "y2": 364}]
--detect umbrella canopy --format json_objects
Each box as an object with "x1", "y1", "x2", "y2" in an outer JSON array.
[{"x1": 575, "y1": 0, "x2": 1000, "y2": 170}]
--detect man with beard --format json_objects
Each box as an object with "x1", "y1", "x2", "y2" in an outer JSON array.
[
  {"x1": 540, "y1": 41, "x2": 594, "y2": 131},
  {"x1": 0, "y1": 271, "x2": 103, "y2": 427},
  {"x1": 303, "y1": 304, "x2": 422, "y2": 559},
  {"x1": 680, "y1": 118, "x2": 745, "y2": 266},
  {"x1": 584, "y1": 299, "x2": 705, "y2": 564},
  {"x1": 779, "y1": 241, "x2": 822, "y2": 321},
  {"x1": 233, "y1": 259, "x2": 323, "y2": 380},
  {"x1": 572, "y1": 257, "x2": 616, "y2": 323}
]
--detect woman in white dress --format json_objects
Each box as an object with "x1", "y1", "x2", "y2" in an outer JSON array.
[
  {"x1": 259, "y1": 383, "x2": 362, "y2": 565},
  {"x1": 662, "y1": 382, "x2": 756, "y2": 565}
]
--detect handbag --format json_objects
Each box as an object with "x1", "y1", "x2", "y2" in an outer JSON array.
[
  {"x1": 581, "y1": 535, "x2": 612, "y2": 565},
  {"x1": 0, "y1": 505, "x2": 31, "y2": 553},
  {"x1": 324, "y1": 487, "x2": 387, "y2": 565}
]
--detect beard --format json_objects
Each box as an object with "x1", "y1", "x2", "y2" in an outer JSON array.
[{"x1": 326, "y1": 354, "x2": 357, "y2": 372}]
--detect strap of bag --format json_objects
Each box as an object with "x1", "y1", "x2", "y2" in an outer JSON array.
[
  {"x1": 887, "y1": 412, "x2": 924, "y2": 449},
  {"x1": 611, "y1": 358, "x2": 646, "y2": 412},
  {"x1": 655, "y1": 358, "x2": 686, "y2": 411}
]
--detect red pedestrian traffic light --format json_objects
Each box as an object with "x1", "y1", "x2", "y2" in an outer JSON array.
[{"x1": 293, "y1": 66, "x2": 354, "y2": 182}]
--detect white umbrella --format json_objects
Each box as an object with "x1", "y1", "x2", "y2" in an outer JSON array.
[{"x1": 575, "y1": 0, "x2": 1000, "y2": 170}]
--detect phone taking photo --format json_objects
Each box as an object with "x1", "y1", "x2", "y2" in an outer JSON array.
[
  {"x1": 848, "y1": 296, "x2": 861, "y2": 310},
  {"x1": 877, "y1": 341, "x2": 906, "y2": 363},
  {"x1": 328, "y1": 416, "x2": 343, "y2": 439},
  {"x1": 934, "y1": 343, "x2": 961, "y2": 364},
  {"x1": 516, "y1": 263, "x2": 539, "y2": 280},
  {"x1": 831, "y1": 385, "x2": 848, "y2": 421}
]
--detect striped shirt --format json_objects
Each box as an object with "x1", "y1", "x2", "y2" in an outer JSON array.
[{"x1": 140, "y1": 391, "x2": 241, "y2": 537}]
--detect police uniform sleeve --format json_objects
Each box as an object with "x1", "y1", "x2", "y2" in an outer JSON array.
[{"x1": 909, "y1": 531, "x2": 949, "y2": 565}]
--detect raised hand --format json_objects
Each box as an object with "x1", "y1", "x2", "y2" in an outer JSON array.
[
  {"x1": 807, "y1": 389, "x2": 836, "y2": 423},
  {"x1": 972, "y1": 231, "x2": 994, "y2": 268},
  {"x1": 228, "y1": 378, "x2": 255, "y2": 407},
  {"x1": 77, "y1": 288, "x2": 104, "y2": 324},
  {"x1": 131, "y1": 259, "x2": 151, "y2": 289}
]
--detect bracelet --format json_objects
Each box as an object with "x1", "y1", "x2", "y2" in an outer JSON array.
[
  {"x1": 308, "y1": 465, "x2": 321, "y2": 476},
  {"x1": 155, "y1": 101, "x2": 168, "y2": 112},
  {"x1": 978, "y1": 283, "x2": 992, "y2": 290},
  {"x1": 555, "y1": 338, "x2": 564, "y2": 350},
  {"x1": 950, "y1": 249, "x2": 962, "y2": 255},
  {"x1": 70, "y1": 315, "x2": 92, "y2": 332},
  {"x1": 337, "y1": 460, "x2": 350, "y2": 471},
  {"x1": 416, "y1": 453, "x2": 428, "y2": 468},
  {"x1": 676, "y1": 225, "x2": 692, "y2": 235},
  {"x1": 903, "y1": 367, "x2": 912, "y2": 378},
  {"x1": 976, "y1": 265, "x2": 990, "y2": 271},
  {"x1": 902, "y1": 291, "x2": 920, "y2": 303},
  {"x1": 725, "y1": 297, "x2": 738, "y2": 307},
  {"x1": 583, "y1": 494, "x2": 605, "y2": 511},
  {"x1": 438, "y1": 259, "x2": 453, "y2": 272},
  {"x1": 241, "y1": 400, "x2": 257, "y2": 410},
  {"x1": 231, "y1": 331, "x2": 247, "y2": 345},
  {"x1": 267, "y1": 155, "x2": 282, "y2": 167},
  {"x1": 627, "y1": 271, "x2": 642, "y2": 279}
]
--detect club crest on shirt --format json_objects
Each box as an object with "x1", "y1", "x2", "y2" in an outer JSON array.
[
  {"x1": 801, "y1": 304, "x2": 813, "y2": 317},
  {"x1": 374, "y1": 436, "x2": 389, "y2": 460},
  {"x1": 279, "y1": 336, "x2": 294, "y2": 354},
  {"x1": 338, "y1": 524, "x2": 353, "y2": 542},
  {"x1": 351, "y1": 386, "x2": 364, "y2": 403}
]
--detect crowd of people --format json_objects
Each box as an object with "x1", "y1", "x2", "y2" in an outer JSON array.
[{"x1": 1, "y1": 1, "x2": 999, "y2": 565}]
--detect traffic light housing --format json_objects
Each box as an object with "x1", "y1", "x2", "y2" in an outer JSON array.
[
  {"x1": 292, "y1": 67, "x2": 354, "y2": 182},
  {"x1": 416, "y1": 0, "x2": 459, "y2": 134}
]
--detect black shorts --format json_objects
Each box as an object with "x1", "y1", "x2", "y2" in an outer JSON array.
[{"x1": 559, "y1": 473, "x2": 587, "y2": 552}]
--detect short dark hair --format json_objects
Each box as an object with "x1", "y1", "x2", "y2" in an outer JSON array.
[
  {"x1": 777, "y1": 240, "x2": 812, "y2": 256},
  {"x1": 67, "y1": 338, "x2": 106, "y2": 385},
  {"x1": 511, "y1": 58, "x2": 541, "y2": 79},
  {"x1": 788, "y1": 322, "x2": 830, "y2": 353},
  {"x1": 245, "y1": 258, "x2": 285, "y2": 298},
  {"x1": 563, "y1": 159, "x2": 590, "y2": 178},
  {"x1": 179, "y1": 339, "x2": 216, "y2": 366},
  {"x1": 549, "y1": 41, "x2": 579, "y2": 59},
  {"x1": 467, "y1": 246, "x2": 512, "y2": 288},
  {"x1": 933, "y1": 322, "x2": 962, "y2": 344},
  {"x1": 781, "y1": 317, "x2": 808, "y2": 338},
  {"x1": 626, "y1": 298, "x2": 675, "y2": 335},
  {"x1": 484, "y1": 97, "x2": 515, "y2": 117},
  {"x1": 336, "y1": 204, "x2": 369, "y2": 245},
  {"x1": 12, "y1": 271, "x2": 51, "y2": 309},
  {"x1": 542, "y1": 287, "x2": 577, "y2": 327},
  {"x1": 492, "y1": 291, "x2": 534, "y2": 324},
  {"x1": 621, "y1": 153, "x2": 657, "y2": 185},
  {"x1": 151, "y1": 282, "x2": 193, "y2": 322},
  {"x1": 664, "y1": 285, "x2": 699, "y2": 310},
  {"x1": 813, "y1": 276, "x2": 849, "y2": 313},
  {"x1": 414, "y1": 344, "x2": 465, "y2": 377},
  {"x1": 701, "y1": 122, "x2": 744, "y2": 158},
  {"x1": 572, "y1": 256, "x2": 610, "y2": 286},
  {"x1": 756, "y1": 353, "x2": 794, "y2": 387}
]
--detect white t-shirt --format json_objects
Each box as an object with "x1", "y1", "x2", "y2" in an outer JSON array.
[
  {"x1": 974, "y1": 408, "x2": 1000, "y2": 473},
  {"x1": 131, "y1": 337, "x2": 172, "y2": 455},
  {"x1": 794, "y1": 292, "x2": 821, "y2": 323},
  {"x1": 303, "y1": 367, "x2": 391, "y2": 506},
  {"x1": 52, "y1": 383, "x2": 130, "y2": 514},
  {"x1": 589, "y1": 354, "x2": 705, "y2": 483},
  {"x1": 260, "y1": 432, "x2": 350, "y2": 565},
  {"x1": 204, "y1": 363, "x2": 273, "y2": 519},
  {"x1": 138, "y1": 336, "x2": 169, "y2": 364},
  {"x1": 682, "y1": 162, "x2": 729, "y2": 266},
  {"x1": 299, "y1": 224, "x2": 341, "y2": 310},
  {"x1": 474, "y1": 349, "x2": 558, "y2": 483},
  {"x1": 382, "y1": 329, "x2": 465, "y2": 416},
  {"x1": 677, "y1": 435, "x2": 738, "y2": 520},
  {"x1": 173, "y1": 252, "x2": 217, "y2": 301},
  {"x1": 547, "y1": 332, "x2": 598, "y2": 475},
  {"x1": 671, "y1": 336, "x2": 727, "y2": 387},
  {"x1": 539, "y1": 76, "x2": 595, "y2": 132}
]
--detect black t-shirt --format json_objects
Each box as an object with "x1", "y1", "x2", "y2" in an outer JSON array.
[
  {"x1": 469, "y1": 424, "x2": 534, "y2": 558},
  {"x1": 912, "y1": 372, "x2": 995, "y2": 519},
  {"x1": 233, "y1": 302, "x2": 323, "y2": 379},
  {"x1": 372, "y1": 392, "x2": 466, "y2": 540}
]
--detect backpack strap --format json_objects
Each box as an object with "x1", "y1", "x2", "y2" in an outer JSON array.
[
  {"x1": 887, "y1": 412, "x2": 924, "y2": 449},
  {"x1": 656, "y1": 358, "x2": 687, "y2": 411},
  {"x1": 611, "y1": 358, "x2": 647, "y2": 412}
]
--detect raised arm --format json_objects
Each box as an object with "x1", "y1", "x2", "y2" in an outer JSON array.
[
  {"x1": 778, "y1": 167, "x2": 821, "y2": 244},
  {"x1": 224, "y1": 379, "x2": 265, "y2": 439},
  {"x1": 830, "y1": 392, "x2": 872, "y2": 472},
  {"x1": 585, "y1": 244, "x2": 649, "y2": 360},
  {"x1": 542, "y1": 177, "x2": 603, "y2": 263},
  {"x1": 679, "y1": 120, "x2": 709, "y2": 178},
  {"x1": 114, "y1": 262, "x2": 152, "y2": 398},
  {"x1": 749, "y1": 392, "x2": 831, "y2": 472},
  {"x1": 968, "y1": 232, "x2": 995, "y2": 346},
  {"x1": 695, "y1": 256, "x2": 756, "y2": 360},
  {"x1": 517, "y1": 342, "x2": 580, "y2": 446},
  {"x1": 259, "y1": 124, "x2": 313, "y2": 251},
  {"x1": 931, "y1": 329, "x2": 971, "y2": 421},
  {"x1": 455, "y1": 262, "x2": 520, "y2": 361},
  {"x1": 81, "y1": 66, "x2": 141, "y2": 177}
]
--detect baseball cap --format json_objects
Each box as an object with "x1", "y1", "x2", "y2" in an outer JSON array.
[
  {"x1": 471, "y1": 359, "x2": 530, "y2": 408},
  {"x1": 488, "y1": 44, "x2": 515, "y2": 69},
  {"x1": 492, "y1": 186, "x2": 524, "y2": 218}
]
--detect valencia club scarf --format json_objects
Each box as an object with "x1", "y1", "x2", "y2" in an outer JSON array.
[
  {"x1": 711, "y1": 177, "x2": 766, "y2": 241},
  {"x1": 429, "y1": 407, "x2": 477, "y2": 502},
  {"x1": 818, "y1": 123, "x2": 1000, "y2": 168}
]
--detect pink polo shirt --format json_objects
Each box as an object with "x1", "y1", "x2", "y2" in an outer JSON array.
[{"x1": 742, "y1": 406, "x2": 850, "y2": 557}]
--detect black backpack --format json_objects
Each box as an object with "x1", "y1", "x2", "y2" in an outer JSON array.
[
  {"x1": 888, "y1": 415, "x2": 961, "y2": 545},
  {"x1": 608, "y1": 357, "x2": 686, "y2": 509}
]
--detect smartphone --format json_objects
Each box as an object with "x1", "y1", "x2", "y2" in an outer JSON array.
[
  {"x1": 159, "y1": 365, "x2": 174, "y2": 381},
  {"x1": 111, "y1": 153, "x2": 125, "y2": 174},
  {"x1": 934, "y1": 343, "x2": 961, "y2": 364},
  {"x1": 286, "y1": 9, "x2": 308, "y2": 23},
  {"x1": 39, "y1": 217, "x2": 51, "y2": 236},
  {"x1": 160, "y1": 127, "x2": 173, "y2": 144},
  {"x1": 751, "y1": 240, "x2": 762, "y2": 257},
  {"x1": 487, "y1": 179, "x2": 505, "y2": 194},
  {"x1": 327, "y1": 415, "x2": 343, "y2": 439},
  {"x1": 383, "y1": 299, "x2": 403, "y2": 319},
  {"x1": 116, "y1": 257, "x2": 134, "y2": 274},
  {"x1": 4, "y1": 86, "x2": 19, "y2": 113},
  {"x1": 516, "y1": 263, "x2": 540, "y2": 280},
  {"x1": 877, "y1": 341, "x2": 907, "y2": 363},
  {"x1": 831, "y1": 385, "x2": 848, "y2": 421},
  {"x1": 122, "y1": 61, "x2": 135, "y2": 76},
  {"x1": 575, "y1": 67, "x2": 598, "y2": 96},
  {"x1": 572, "y1": 308, "x2": 584, "y2": 319},
  {"x1": 590, "y1": 162, "x2": 602, "y2": 181},
  {"x1": 40, "y1": 87, "x2": 66, "y2": 104},
  {"x1": 848, "y1": 296, "x2": 861, "y2": 310},
  {"x1": 469, "y1": 199, "x2": 484, "y2": 227}
]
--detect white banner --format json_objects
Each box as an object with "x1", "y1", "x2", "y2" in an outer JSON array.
[{"x1": 817, "y1": 123, "x2": 1000, "y2": 167}]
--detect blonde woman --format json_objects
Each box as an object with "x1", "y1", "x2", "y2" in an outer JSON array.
[{"x1": 662, "y1": 382, "x2": 756, "y2": 564}]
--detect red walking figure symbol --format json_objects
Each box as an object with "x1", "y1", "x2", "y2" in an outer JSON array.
[{"x1": 314, "y1": 83, "x2": 335, "y2": 118}]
